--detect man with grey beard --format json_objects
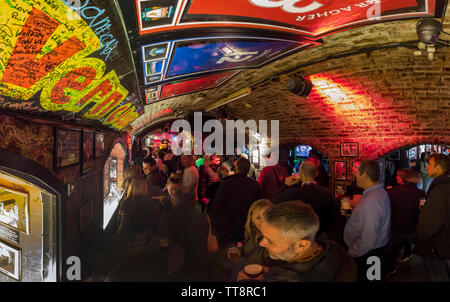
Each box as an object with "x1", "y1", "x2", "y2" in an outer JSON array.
[{"x1": 257, "y1": 201, "x2": 356, "y2": 282}]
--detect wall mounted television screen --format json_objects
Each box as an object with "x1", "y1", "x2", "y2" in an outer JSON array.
[{"x1": 296, "y1": 145, "x2": 312, "y2": 158}]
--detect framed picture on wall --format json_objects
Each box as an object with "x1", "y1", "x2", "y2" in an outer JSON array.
[
  {"x1": 0, "y1": 240, "x2": 21, "y2": 280},
  {"x1": 54, "y1": 128, "x2": 81, "y2": 169},
  {"x1": 0, "y1": 186, "x2": 30, "y2": 234},
  {"x1": 334, "y1": 183, "x2": 347, "y2": 199},
  {"x1": 340, "y1": 142, "x2": 359, "y2": 157},
  {"x1": 81, "y1": 131, "x2": 95, "y2": 175},
  {"x1": 95, "y1": 133, "x2": 105, "y2": 158},
  {"x1": 334, "y1": 161, "x2": 347, "y2": 181}
]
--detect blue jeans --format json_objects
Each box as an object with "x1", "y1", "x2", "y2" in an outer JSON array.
[{"x1": 423, "y1": 256, "x2": 450, "y2": 282}]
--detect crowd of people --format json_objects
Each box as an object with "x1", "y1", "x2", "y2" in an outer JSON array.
[{"x1": 88, "y1": 147, "x2": 450, "y2": 282}]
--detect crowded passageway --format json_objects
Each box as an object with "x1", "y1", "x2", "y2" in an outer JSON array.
[{"x1": 0, "y1": 0, "x2": 449, "y2": 283}]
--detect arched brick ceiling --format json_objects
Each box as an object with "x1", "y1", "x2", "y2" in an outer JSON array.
[{"x1": 130, "y1": 7, "x2": 450, "y2": 156}]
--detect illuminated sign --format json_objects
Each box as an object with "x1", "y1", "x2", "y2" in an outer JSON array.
[
  {"x1": 0, "y1": 0, "x2": 139, "y2": 131},
  {"x1": 142, "y1": 37, "x2": 308, "y2": 85},
  {"x1": 145, "y1": 71, "x2": 238, "y2": 104},
  {"x1": 136, "y1": 0, "x2": 440, "y2": 37}
]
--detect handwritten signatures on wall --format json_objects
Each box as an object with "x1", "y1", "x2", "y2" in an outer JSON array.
[{"x1": 0, "y1": 0, "x2": 138, "y2": 130}]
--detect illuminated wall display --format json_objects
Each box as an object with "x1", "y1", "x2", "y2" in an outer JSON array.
[
  {"x1": 142, "y1": 37, "x2": 309, "y2": 85},
  {"x1": 145, "y1": 71, "x2": 238, "y2": 104},
  {"x1": 0, "y1": 187, "x2": 29, "y2": 234},
  {"x1": 136, "y1": 0, "x2": 441, "y2": 37},
  {"x1": 0, "y1": 0, "x2": 140, "y2": 131},
  {"x1": 0, "y1": 240, "x2": 20, "y2": 281},
  {"x1": 137, "y1": 0, "x2": 181, "y2": 30}
]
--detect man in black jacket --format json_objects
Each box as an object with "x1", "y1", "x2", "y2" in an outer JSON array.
[
  {"x1": 257, "y1": 201, "x2": 356, "y2": 282},
  {"x1": 388, "y1": 168, "x2": 424, "y2": 263},
  {"x1": 210, "y1": 157, "x2": 262, "y2": 248},
  {"x1": 414, "y1": 154, "x2": 450, "y2": 281},
  {"x1": 272, "y1": 161, "x2": 337, "y2": 233}
]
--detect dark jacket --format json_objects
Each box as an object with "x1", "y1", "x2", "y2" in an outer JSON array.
[
  {"x1": 158, "y1": 201, "x2": 209, "y2": 270},
  {"x1": 262, "y1": 240, "x2": 357, "y2": 282},
  {"x1": 210, "y1": 173, "x2": 262, "y2": 246},
  {"x1": 388, "y1": 182, "x2": 424, "y2": 234},
  {"x1": 258, "y1": 163, "x2": 289, "y2": 199},
  {"x1": 272, "y1": 183, "x2": 337, "y2": 233},
  {"x1": 146, "y1": 170, "x2": 164, "y2": 188},
  {"x1": 414, "y1": 174, "x2": 450, "y2": 259},
  {"x1": 118, "y1": 196, "x2": 158, "y2": 234}
]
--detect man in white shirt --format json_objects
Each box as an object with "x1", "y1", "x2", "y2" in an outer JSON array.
[{"x1": 181, "y1": 154, "x2": 199, "y2": 203}]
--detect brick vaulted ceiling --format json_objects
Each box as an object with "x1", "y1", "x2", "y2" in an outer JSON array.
[{"x1": 130, "y1": 6, "x2": 450, "y2": 158}]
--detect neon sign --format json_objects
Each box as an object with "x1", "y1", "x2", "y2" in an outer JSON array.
[{"x1": 0, "y1": 0, "x2": 139, "y2": 131}]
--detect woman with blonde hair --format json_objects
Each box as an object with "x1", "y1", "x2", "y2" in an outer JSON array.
[
  {"x1": 227, "y1": 199, "x2": 274, "y2": 266},
  {"x1": 118, "y1": 179, "x2": 156, "y2": 237},
  {"x1": 122, "y1": 164, "x2": 144, "y2": 199}
]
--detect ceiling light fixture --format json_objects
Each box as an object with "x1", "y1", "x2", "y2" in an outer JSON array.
[{"x1": 205, "y1": 87, "x2": 251, "y2": 112}]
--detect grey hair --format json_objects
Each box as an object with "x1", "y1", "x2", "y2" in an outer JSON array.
[{"x1": 263, "y1": 201, "x2": 320, "y2": 243}]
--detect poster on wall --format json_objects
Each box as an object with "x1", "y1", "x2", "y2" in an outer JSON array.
[
  {"x1": 82, "y1": 131, "x2": 95, "y2": 174},
  {"x1": 55, "y1": 128, "x2": 81, "y2": 169},
  {"x1": 0, "y1": 240, "x2": 21, "y2": 280},
  {"x1": 334, "y1": 161, "x2": 347, "y2": 181},
  {"x1": 109, "y1": 159, "x2": 118, "y2": 179},
  {"x1": 0, "y1": 187, "x2": 29, "y2": 234},
  {"x1": 142, "y1": 37, "x2": 308, "y2": 85},
  {"x1": 136, "y1": 0, "x2": 442, "y2": 37},
  {"x1": 137, "y1": 0, "x2": 181, "y2": 30},
  {"x1": 95, "y1": 133, "x2": 105, "y2": 158}
]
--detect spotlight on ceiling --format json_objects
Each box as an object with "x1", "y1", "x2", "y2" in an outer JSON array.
[
  {"x1": 417, "y1": 18, "x2": 442, "y2": 45},
  {"x1": 286, "y1": 74, "x2": 313, "y2": 98}
]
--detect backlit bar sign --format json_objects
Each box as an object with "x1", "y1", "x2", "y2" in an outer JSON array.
[
  {"x1": 142, "y1": 36, "x2": 309, "y2": 85},
  {"x1": 0, "y1": 0, "x2": 139, "y2": 131},
  {"x1": 136, "y1": 0, "x2": 440, "y2": 37}
]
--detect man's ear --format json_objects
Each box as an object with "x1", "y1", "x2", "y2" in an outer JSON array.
[{"x1": 294, "y1": 239, "x2": 311, "y2": 253}]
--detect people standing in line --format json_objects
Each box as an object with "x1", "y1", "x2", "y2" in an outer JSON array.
[
  {"x1": 386, "y1": 168, "x2": 424, "y2": 271},
  {"x1": 258, "y1": 151, "x2": 289, "y2": 199},
  {"x1": 414, "y1": 154, "x2": 450, "y2": 282},
  {"x1": 343, "y1": 159, "x2": 391, "y2": 281},
  {"x1": 253, "y1": 201, "x2": 357, "y2": 282},
  {"x1": 210, "y1": 157, "x2": 262, "y2": 248}
]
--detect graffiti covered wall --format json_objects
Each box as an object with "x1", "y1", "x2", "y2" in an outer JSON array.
[{"x1": 0, "y1": 0, "x2": 139, "y2": 131}]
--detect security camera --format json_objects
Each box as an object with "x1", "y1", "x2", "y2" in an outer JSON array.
[{"x1": 417, "y1": 18, "x2": 442, "y2": 45}]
